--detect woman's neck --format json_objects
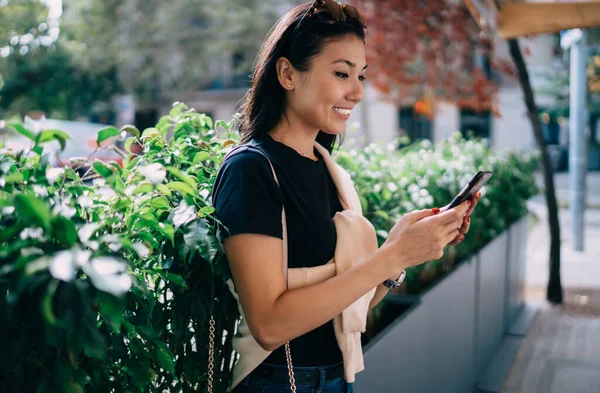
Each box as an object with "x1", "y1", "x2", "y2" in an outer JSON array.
[{"x1": 268, "y1": 116, "x2": 320, "y2": 161}]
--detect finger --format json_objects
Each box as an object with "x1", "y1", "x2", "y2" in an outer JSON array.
[
  {"x1": 443, "y1": 228, "x2": 461, "y2": 245},
  {"x1": 439, "y1": 210, "x2": 468, "y2": 229},
  {"x1": 448, "y1": 236, "x2": 464, "y2": 246},
  {"x1": 447, "y1": 236, "x2": 461, "y2": 246},
  {"x1": 436, "y1": 201, "x2": 470, "y2": 224},
  {"x1": 466, "y1": 194, "x2": 480, "y2": 215},
  {"x1": 459, "y1": 217, "x2": 471, "y2": 234},
  {"x1": 408, "y1": 207, "x2": 441, "y2": 223},
  {"x1": 442, "y1": 215, "x2": 464, "y2": 235}
]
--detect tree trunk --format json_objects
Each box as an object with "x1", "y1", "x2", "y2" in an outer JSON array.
[{"x1": 508, "y1": 38, "x2": 563, "y2": 305}]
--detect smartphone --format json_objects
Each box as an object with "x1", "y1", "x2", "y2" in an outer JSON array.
[{"x1": 447, "y1": 170, "x2": 493, "y2": 210}]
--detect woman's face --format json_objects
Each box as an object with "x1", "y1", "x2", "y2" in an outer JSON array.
[{"x1": 286, "y1": 35, "x2": 367, "y2": 135}]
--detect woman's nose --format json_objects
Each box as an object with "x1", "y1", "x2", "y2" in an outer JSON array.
[{"x1": 348, "y1": 79, "x2": 364, "y2": 103}]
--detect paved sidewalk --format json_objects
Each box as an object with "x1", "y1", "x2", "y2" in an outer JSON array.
[{"x1": 500, "y1": 171, "x2": 600, "y2": 393}]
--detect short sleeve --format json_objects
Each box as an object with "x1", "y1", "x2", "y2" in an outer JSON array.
[{"x1": 212, "y1": 149, "x2": 283, "y2": 243}]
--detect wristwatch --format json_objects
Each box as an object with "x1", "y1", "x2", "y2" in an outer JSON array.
[{"x1": 383, "y1": 270, "x2": 406, "y2": 289}]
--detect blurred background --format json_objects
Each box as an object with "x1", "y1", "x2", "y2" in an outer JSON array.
[{"x1": 1, "y1": 0, "x2": 599, "y2": 162}]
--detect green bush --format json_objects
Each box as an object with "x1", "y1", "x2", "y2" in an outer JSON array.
[
  {"x1": 337, "y1": 134, "x2": 539, "y2": 294},
  {"x1": 0, "y1": 104, "x2": 539, "y2": 392},
  {"x1": 1, "y1": 104, "x2": 239, "y2": 392}
]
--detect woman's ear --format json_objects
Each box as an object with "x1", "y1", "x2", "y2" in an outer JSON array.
[{"x1": 276, "y1": 57, "x2": 295, "y2": 90}]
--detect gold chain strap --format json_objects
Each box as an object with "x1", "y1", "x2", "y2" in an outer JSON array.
[
  {"x1": 284, "y1": 342, "x2": 297, "y2": 393},
  {"x1": 207, "y1": 315, "x2": 216, "y2": 393}
]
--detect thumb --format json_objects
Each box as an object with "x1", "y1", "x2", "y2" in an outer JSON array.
[{"x1": 408, "y1": 207, "x2": 440, "y2": 223}]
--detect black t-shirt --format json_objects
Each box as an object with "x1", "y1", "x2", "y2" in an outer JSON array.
[{"x1": 212, "y1": 134, "x2": 344, "y2": 366}]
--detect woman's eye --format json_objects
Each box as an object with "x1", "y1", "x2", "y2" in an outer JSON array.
[
  {"x1": 359, "y1": 75, "x2": 367, "y2": 82},
  {"x1": 335, "y1": 72, "x2": 349, "y2": 79}
]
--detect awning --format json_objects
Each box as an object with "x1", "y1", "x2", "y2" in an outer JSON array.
[{"x1": 463, "y1": 0, "x2": 600, "y2": 38}]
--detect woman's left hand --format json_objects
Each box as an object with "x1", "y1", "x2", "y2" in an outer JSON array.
[{"x1": 441, "y1": 191, "x2": 481, "y2": 246}]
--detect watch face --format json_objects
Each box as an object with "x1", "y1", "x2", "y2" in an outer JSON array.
[{"x1": 399, "y1": 270, "x2": 406, "y2": 281}]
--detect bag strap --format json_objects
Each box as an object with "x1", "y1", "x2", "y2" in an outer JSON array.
[
  {"x1": 210, "y1": 143, "x2": 296, "y2": 393},
  {"x1": 220, "y1": 144, "x2": 289, "y2": 283}
]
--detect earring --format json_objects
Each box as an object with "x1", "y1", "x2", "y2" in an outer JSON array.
[{"x1": 287, "y1": 84, "x2": 292, "y2": 89}]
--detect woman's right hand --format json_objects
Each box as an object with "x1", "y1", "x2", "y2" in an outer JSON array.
[{"x1": 379, "y1": 201, "x2": 471, "y2": 274}]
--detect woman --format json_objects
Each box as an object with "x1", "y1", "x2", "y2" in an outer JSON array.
[{"x1": 213, "y1": 1, "x2": 479, "y2": 392}]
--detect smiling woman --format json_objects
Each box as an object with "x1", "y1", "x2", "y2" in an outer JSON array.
[
  {"x1": 212, "y1": 1, "x2": 474, "y2": 393},
  {"x1": 213, "y1": 3, "x2": 370, "y2": 391},
  {"x1": 237, "y1": 0, "x2": 368, "y2": 158}
]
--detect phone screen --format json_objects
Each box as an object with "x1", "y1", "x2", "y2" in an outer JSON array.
[{"x1": 447, "y1": 171, "x2": 493, "y2": 209}]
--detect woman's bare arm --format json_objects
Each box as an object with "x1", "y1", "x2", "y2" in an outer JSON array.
[{"x1": 224, "y1": 233, "x2": 401, "y2": 351}]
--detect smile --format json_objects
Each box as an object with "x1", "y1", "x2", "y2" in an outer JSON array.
[{"x1": 333, "y1": 107, "x2": 352, "y2": 117}]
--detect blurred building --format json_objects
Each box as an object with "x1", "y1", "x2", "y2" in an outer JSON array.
[{"x1": 150, "y1": 6, "x2": 573, "y2": 159}]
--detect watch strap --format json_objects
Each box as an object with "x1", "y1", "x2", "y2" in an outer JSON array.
[{"x1": 383, "y1": 270, "x2": 406, "y2": 289}]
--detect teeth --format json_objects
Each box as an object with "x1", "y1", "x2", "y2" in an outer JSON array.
[{"x1": 333, "y1": 107, "x2": 351, "y2": 116}]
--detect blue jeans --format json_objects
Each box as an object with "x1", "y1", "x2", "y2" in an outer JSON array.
[{"x1": 231, "y1": 362, "x2": 353, "y2": 393}]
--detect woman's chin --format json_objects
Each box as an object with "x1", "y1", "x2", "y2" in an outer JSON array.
[{"x1": 319, "y1": 125, "x2": 346, "y2": 136}]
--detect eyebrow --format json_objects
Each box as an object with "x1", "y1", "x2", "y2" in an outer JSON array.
[{"x1": 331, "y1": 59, "x2": 368, "y2": 70}]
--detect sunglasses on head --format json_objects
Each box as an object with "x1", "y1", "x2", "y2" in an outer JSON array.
[{"x1": 295, "y1": 0, "x2": 367, "y2": 33}]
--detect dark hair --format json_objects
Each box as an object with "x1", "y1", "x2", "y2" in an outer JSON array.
[{"x1": 238, "y1": 2, "x2": 366, "y2": 153}]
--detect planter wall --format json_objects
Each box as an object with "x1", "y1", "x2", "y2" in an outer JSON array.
[
  {"x1": 357, "y1": 258, "x2": 477, "y2": 393},
  {"x1": 505, "y1": 216, "x2": 528, "y2": 331},
  {"x1": 355, "y1": 216, "x2": 529, "y2": 393},
  {"x1": 476, "y1": 232, "x2": 508, "y2": 378}
]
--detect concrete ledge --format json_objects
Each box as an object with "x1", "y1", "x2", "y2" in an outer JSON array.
[
  {"x1": 508, "y1": 303, "x2": 539, "y2": 337},
  {"x1": 477, "y1": 336, "x2": 523, "y2": 393}
]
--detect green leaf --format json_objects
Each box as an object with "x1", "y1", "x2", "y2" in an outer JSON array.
[
  {"x1": 120, "y1": 124, "x2": 140, "y2": 137},
  {"x1": 155, "y1": 342, "x2": 175, "y2": 374},
  {"x1": 51, "y1": 215, "x2": 78, "y2": 247},
  {"x1": 200, "y1": 206, "x2": 215, "y2": 215},
  {"x1": 96, "y1": 126, "x2": 120, "y2": 146},
  {"x1": 8, "y1": 123, "x2": 35, "y2": 140},
  {"x1": 14, "y1": 194, "x2": 52, "y2": 230},
  {"x1": 123, "y1": 359, "x2": 153, "y2": 386},
  {"x1": 156, "y1": 184, "x2": 172, "y2": 198},
  {"x1": 149, "y1": 196, "x2": 170, "y2": 210},
  {"x1": 124, "y1": 137, "x2": 137, "y2": 153},
  {"x1": 133, "y1": 219, "x2": 174, "y2": 244},
  {"x1": 173, "y1": 122, "x2": 194, "y2": 140},
  {"x1": 374, "y1": 210, "x2": 390, "y2": 221},
  {"x1": 126, "y1": 156, "x2": 141, "y2": 170},
  {"x1": 158, "y1": 223, "x2": 175, "y2": 244},
  {"x1": 164, "y1": 272, "x2": 184, "y2": 287},
  {"x1": 98, "y1": 291, "x2": 125, "y2": 332},
  {"x1": 166, "y1": 166, "x2": 196, "y2": 188},
  {"x1": 166, "y1": 181, "x2": 196, "y2": 196},
  {"x1": 214, "y1": 120, "x2": 229, "y2": 132},
  {"x1": 140, "y1": 127, "x2": 160, "y2": 140},
  {"x1": 132, "y1": 182, "x2": 154, "y2": 195},
  {"x1": 136, "y1": 325, "x2": 159, "y2": 341},
  {"x1": 382, "y1": 188, "x2": 392, "y2": 201},
  {"x1": 36, "y1": 129, "x2": 70, "y2": 151},
  {"x1": 41, "y1": 280, "x2": 60, "y2": 326},
  {"x1": 68, "y1": 382, "x2": 85, "y2": 393},
  {"x1": 4, "y1": 171, "x2": 24, "y2": 183},
  {"x1": 92, "y1": 160, "x2": 115, "y2": 179},
  {"x1": 193, "y1": 151, "x2": 211, "y2": 164}
]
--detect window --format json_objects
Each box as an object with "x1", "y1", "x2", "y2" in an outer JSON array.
[
  {"x1": 460, "y1": 109, "x2": 491, "y2": 140},
  {"x1": 398, "y1": 107, "x2": 432, "y2": 143}
]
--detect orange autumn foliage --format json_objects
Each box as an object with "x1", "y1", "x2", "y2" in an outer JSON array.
[{"x1": 355, "y1": 0, "x2": 514, "y2": 117}]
